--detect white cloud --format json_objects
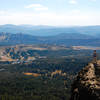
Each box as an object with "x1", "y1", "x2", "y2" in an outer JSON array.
[
  {"x1": 25, "y1": 4, "x2": 48, "y2": 11},
  {"x1": 34, "y1": 7, "x2": 48, "y2": 11},
  {"x1": 0, "y1": 10, "x2": 11, "y2": 16},
  {"x1": 0, "y1": 11, "x2": 6, "y2": 15},
  {"x1": 71, "y1": 9, "x2": 80, "y2": 14},
  {"x1": 69, "y1": 0, "x2": 77, "y2": 4},
  {"x1": 25, "y1": 4, "x2": 42, "y2": 8},
  {"x1": 91, "y1": 0, "x2": 96, "y2": 2},
  {"x1": 0, "y1": 10, "x2": 100, "y2": 26}
]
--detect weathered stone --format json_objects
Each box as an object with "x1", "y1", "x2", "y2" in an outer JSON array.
[{"x1": 70, "y1": 60, "x2": 100, "y2": 100}]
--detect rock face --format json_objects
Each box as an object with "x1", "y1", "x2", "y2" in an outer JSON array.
[{"x1": 70, "y1": 60, "x2": 100, "y2": 100}]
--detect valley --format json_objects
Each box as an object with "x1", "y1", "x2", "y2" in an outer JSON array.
[
  {"x1": 0, "y1": 44, "x2": 99, "y2": 100},
  {"x1": 0, "y1": 25, "x2": 100, "y2": 100},
  {"x1": 0, "y1": 44, "x2": 100, "y2": 64}
]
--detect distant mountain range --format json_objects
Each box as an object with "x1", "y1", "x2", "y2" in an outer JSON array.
[
  {"x1": 0, "y1": 24, "x2": 100, "y2": 36},
  {"x1": 0, "y1": 32, "x2": 100, "y2": 46}
]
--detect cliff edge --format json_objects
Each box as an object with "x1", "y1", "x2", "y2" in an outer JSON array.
[{"x1": 70, "y1": 60, "x2": 100, "y2": 100}]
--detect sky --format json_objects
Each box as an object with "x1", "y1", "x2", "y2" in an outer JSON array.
[{"x1": 0, "y1": 0, "x2": 100, "y2": 26}]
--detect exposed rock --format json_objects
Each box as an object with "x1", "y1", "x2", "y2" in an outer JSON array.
[{"x1": 70, "y1": 60, "x2": 100, "y2": 100}]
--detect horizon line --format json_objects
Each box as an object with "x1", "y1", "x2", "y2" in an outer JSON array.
[{"x1": 0, "y1": 24, "x2": 100, "y2": 27}]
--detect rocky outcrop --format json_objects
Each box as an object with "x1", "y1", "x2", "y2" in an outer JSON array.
[{"x1": 70, "y1": 60, "x2": 100, "y2": 100}]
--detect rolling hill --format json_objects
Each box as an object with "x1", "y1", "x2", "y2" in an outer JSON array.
[
  {"x1": 0, "y1": 32, "x2": 99, "y2": 46},
  {"x1": 0, "y1": 24, "x2": 100, "y2": 36}
]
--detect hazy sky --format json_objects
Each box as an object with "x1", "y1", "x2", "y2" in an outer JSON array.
[{"x1": 0, "y1": 0, "x2": 100, "y2": 26}]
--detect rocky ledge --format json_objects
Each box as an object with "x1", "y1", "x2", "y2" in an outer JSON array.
[{"x1": 70, "y1": 60, "x2": 100, "y2": 100}]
